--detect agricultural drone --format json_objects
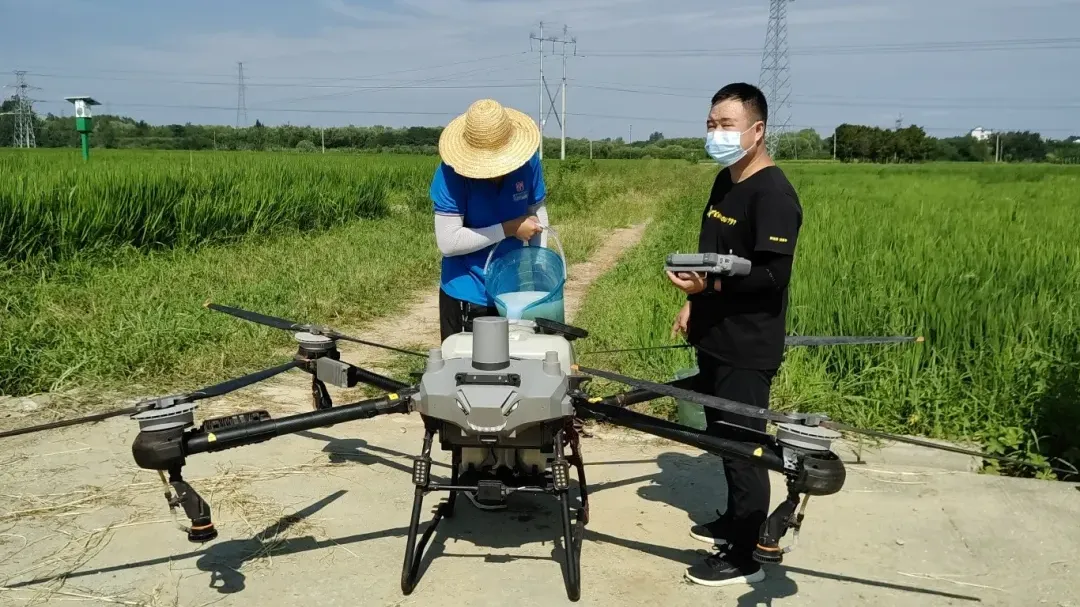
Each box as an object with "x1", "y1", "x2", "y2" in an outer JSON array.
[{"x1": 0, "y1": 255, "x2": 1068, "y2": 602}]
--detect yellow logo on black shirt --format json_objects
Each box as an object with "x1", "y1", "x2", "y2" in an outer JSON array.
[
  {"x1": 768, "y1": 236, "x2": 788, "y2": 243},
  {"x1": 707, "y1": 209, "x2": 737, "y2": 225}
]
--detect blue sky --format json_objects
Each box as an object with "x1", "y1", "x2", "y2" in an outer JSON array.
[{"x1": 1, "y1": 0, "x2": 1078, "y2": 140}]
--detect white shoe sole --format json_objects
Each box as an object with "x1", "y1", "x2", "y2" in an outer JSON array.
[
  {"x1": 684, "y1": 567, "x2": 765, "y2": 587},
  {"x1": 689, "y1": 529, "x2": 726, "y2": 544}
]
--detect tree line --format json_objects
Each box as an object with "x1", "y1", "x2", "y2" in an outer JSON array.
[{"x1": 2, "y1": 97, "x2": 1078, "y2": 163}]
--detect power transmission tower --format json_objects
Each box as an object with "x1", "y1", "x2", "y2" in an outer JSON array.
[
  {"x1": 530, "y1": 22, "x2": 576, "y2": 160},
  {"x1": 236, "y1": 62, "x2": 248, "y2": 128},
  {"x1": 6, "y1": 71, "x2": 40, "y2": 148},
  {"x1": 758, "y1": 0, "x2": 794, "y2": 158},
  {"x1": 895, "y1": 113, "x2": 904, "y2": 129}
]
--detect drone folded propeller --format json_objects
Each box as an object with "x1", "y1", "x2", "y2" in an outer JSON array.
[{"x1": 0, "y1": 303, "x2": 1068, "y2": 602}]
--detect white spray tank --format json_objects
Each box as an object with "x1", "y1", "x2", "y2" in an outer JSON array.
[{"x1": 442, "y1": 225, "x2": 574, "y2": 375}]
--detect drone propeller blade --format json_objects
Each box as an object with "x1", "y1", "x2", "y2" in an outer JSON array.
[
  {"x1": 0, "y1": 360, "x2": 304, "y2": 440},
  {"x1": 573, "y1": 365, "x2": 1073, "y2": 478},
  {"x1": 186, "y1": 359, "x2": 303, "y2": 401},
  {"x1": 579, "y1": 335, "x2": 923, "y2": 356},
  {"x1": 821, "y1": 421, "x2": 1076, "y2": 478},
  {"x1": 205, "y1": 302, "x2": 426, "y2": 358},
  {"x1": 329, "y1": 333, "x2": 427, "y2": 358},
  {"x1": 204, "y1": 302, "x2": 305, "y2": 332},
  {"x1": 0, "y1": 406, "x2": 140, "y2": 439},
  {"x1": 785, "y1": 335, "x2": 925, "y2": 347},
  {"x1": 571, "y1": 365, "x2": 797, "y2": 425}
]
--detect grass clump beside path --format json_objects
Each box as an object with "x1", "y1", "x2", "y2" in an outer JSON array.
[{"x1": 573, "y1": 162, "x2": 1080, "y2": 479}]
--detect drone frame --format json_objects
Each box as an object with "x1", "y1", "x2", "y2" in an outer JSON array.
[
  {"x1": 6, "y1": 303, "x2": 1063, "y2": 602},
  {"x1": 121, "y1": 306, "x2": 857, "y2": 602}
]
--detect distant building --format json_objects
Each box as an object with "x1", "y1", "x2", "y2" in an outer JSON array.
[{"x1": 970, "y1": 126, "x2": 993, "y2": 141}]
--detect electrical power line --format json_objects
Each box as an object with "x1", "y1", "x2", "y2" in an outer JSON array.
[
  {"x1": 577, "y1": 36, "x2": 1080, "y2": 57},
  {"x1": 87, "y1": 100, "x2": 1076, "y2": 135}
]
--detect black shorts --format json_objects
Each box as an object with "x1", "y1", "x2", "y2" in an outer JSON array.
[{"x1": 439, "y1": 288, "x2": 498, "y2": 342}]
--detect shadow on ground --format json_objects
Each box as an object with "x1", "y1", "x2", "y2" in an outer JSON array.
[{"x1": 5, "y1": 438, "x2": 981, "y2": 604}]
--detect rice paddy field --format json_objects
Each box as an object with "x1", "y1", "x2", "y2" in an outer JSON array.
[{"x1": 1, "y1": 149, "x2": 1078, "y2": 477}]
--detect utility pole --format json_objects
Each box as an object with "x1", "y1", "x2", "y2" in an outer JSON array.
[
  {"x1": 833, "y1": 126, "x2": 837, "y2": 160},
  {"x1": 758, "y1": 0, "x2": 794, "y2": 157},
  {"x1": 6, "y1": 71, "x2": 41, "y2": 148},
  {"x1": 236, "y1": 62, "x2": 247, "y2": 128},
  {"x1": 530, "y1": 22, "x2": 576, "y2": 160},
  {"x1": 628, "y1": 124, "x2": 632, "y2": 144},
  {"x1": 321, "y1": 127, "x2": 325, "y2": 153}
]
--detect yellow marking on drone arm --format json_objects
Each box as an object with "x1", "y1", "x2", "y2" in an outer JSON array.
[
  {"x1": 388, "y1": 393, "x2": 399, "y2": 401},
  {"x1": 753, "y1": 447, "x2": 763, "y2": 457},
  {"x1": 588, "y1": 397, "x2": 602, "y2": 403},
  {"x1": 207, "y1": 433, "x2": 217, "y2": 442}
]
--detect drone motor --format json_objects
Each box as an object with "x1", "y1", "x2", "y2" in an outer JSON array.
[{"x1": 131, "y1": 399, "x2": 198, "y2": 433}]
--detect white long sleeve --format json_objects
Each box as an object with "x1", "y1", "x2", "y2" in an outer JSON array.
[{"x1": 434, "y1": 214, "x2": 507, "y2": 256}]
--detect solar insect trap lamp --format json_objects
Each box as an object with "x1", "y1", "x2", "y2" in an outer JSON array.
[
  {"x1": 1, "y1": 252, "x2": 1068, "y2": 602},
  {"x1": 64, "y1": 96, "x2": 100, "y2": 161}
]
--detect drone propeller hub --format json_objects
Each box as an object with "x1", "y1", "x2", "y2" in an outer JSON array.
[
  {"x1": 294, "y1": 331, "x2": 335, "y2": 353},
  {"x1": 131, "y1": 401, "x2": 198, "y2": 432},
  {"x1": 775, "y1": 422, "x2": 842, "y2": 452}
]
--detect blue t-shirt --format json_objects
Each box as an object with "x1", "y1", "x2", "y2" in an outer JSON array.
[{"x1": 431, "y1": 152, "x2": 547, "y2": 306}]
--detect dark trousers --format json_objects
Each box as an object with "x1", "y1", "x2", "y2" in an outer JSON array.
[
  {"x1": 695, "y1": 352, "x2": 777, "y2": 559},
  {"x1": 439, "y1": 288, "x2": 498, "y2": 342}
]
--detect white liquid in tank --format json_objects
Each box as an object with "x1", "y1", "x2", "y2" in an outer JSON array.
[{"x1": 498, "y1": 290, "x2": 563, "y2": 321}]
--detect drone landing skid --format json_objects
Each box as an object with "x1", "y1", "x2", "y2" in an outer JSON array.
[{"x1": 400, "y1": 416, "x2": 587, "y2": 601}]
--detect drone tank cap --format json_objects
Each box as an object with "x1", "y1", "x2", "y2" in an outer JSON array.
[{"x1": 472, "y1": 316, "x2": 510, "y2": 370}]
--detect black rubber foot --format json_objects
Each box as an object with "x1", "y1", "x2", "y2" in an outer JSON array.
[
  {"x1": 752, "y1": 546, "x2": 783, "y2": 564},
  {"x1": 188, "y1": 525, "x2": 217, "y2": 543}
]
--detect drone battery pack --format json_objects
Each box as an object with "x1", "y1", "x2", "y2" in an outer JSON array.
[{"x1": 665, "y1": 252, "x2": 752, "y2": 276}]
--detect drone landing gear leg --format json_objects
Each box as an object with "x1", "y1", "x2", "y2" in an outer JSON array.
[
  {"x1": 566, "y1": 417, "x2": 590, "y2": 525},
  {"x1": 444, "y1": 447, "x2": 461, "y2": 518},
  {"x1": 400, "y1": 424, "x2": 450, "y2": 595},
  {"x1": 312, "y1": 377, "x2": 332, "y2": 411},
  {"x1": 555, "y1": 429, "x2": 585, "y2": 602}
]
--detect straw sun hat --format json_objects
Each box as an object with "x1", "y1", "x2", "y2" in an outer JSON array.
[{"x1": 438, "y1": 98, "x2": 541, "y2": 179}]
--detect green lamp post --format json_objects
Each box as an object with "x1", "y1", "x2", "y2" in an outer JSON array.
[{"x1": 64, "y1": 96, "x2": 100, "y2": 160}]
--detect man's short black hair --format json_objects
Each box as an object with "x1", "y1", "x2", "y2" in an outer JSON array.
[{"x1": 711, "y1": 82, "x2": 768, "y2": 127}]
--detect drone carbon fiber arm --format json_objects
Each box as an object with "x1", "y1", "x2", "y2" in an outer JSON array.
[
  {"x1": 132, "y1": 390, "x2": 415, "y2": 471},
  {"x1": 574, "y1": 400, "x2": 786, "y2": 473}
]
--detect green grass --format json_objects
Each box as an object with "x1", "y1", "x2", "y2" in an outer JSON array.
[
  {"x1": 573, "y1": 162, "x2": 1080, "y2": 478},
  {"x1": 0, "y1": 150, "x2": 689, "y2": 398}
]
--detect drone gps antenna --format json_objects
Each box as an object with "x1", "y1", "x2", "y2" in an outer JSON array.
[{"x1": 472, "y1": 316, "x2": 511, "y2": 371}]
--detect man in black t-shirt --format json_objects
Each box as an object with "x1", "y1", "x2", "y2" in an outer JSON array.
[{"x1": 667, "y1": 82, "x2": 802, "y2": 587}]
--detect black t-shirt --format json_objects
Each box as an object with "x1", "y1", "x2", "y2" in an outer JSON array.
[{"x1": 687, "y1": 165, "x2": 802, "y2": 370}]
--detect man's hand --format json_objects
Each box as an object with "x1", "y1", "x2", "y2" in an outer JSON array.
[
  {"x1": 671, "y1": 300, "x2": 691, "y2": 339},
  {"x1": 666, "y1": 270, "x2": 708, "y2": 295},
  {"x1": 503, "y1": 215, "x2": 543, "y2": 242}
]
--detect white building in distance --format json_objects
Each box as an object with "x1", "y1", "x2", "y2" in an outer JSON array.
[{"x1": 970, "y1": 126, "x2": 993, "y2": 141}]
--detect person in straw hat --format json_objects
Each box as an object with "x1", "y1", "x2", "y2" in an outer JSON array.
[
  {"x1": 431, "y1": 98, "x2": 548, "y2": 341},
  {"x1": 430, "y1": 98, "x2": 548, "y2": 512}
]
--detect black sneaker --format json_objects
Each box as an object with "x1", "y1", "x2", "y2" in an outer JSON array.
[
  {"x1": 689, "y1": 512, "x2": 732, "y2": 545},
  {"x1": 684, "y1": 550, "x2": 765, "y2": 587}
]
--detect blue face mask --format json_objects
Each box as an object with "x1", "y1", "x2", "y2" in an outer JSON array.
[{"x1": 705, "y1": 126, "x2": 754, "y2": 167}]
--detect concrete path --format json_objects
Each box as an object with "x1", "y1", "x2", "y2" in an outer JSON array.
[{"x1": 1, "y1": 408, "x2": 1077, "y2": 607}]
